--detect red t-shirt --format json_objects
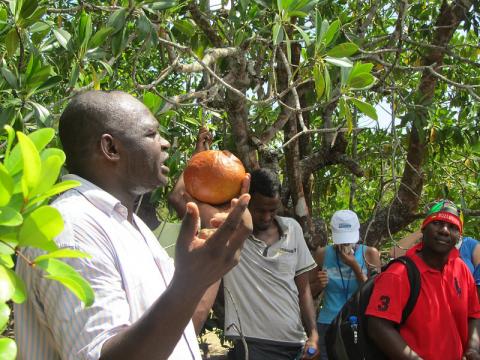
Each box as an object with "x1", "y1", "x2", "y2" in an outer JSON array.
[{"x1": 366, "y1": 243, "x2": 480, "y2": 360}]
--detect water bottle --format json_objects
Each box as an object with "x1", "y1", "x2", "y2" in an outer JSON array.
[
  {"x1": 349, "y1": 315, "x2": 358, "y2": 344},
  {"x1": 294, "y1": 346, "x2": 316, "y2": 359}
]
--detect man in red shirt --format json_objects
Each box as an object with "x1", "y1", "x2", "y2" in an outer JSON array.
[{"x1": 366, "y1": 199, "x2": 480, "y2": 360}]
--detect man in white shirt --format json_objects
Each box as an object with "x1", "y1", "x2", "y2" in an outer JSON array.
[{"x1": 14, "y1": 90, "x2": 252, "y2": 360}]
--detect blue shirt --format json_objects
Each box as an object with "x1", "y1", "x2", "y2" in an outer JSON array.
[
  {"x1": 460, "y1": 236, "x2": 480, "y2": 285},
  {"x1": 317, "y1": 244, "x2": 367, "y2": 324}
]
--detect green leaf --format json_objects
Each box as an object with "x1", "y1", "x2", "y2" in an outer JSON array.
[
  {"x1": 0, "y1": 255, "x2": 14, "y2": 269},
  {"x1": 18, "y1": 206, "x2": 62, "y2": 252},
  {"x1": 272, "y1": 23, "x2": 284, "y2": 45},
  {"x1": 69, "y1": 62, "x2": 80, "y2": 88},
  {"x1": 35, "y1": 75, "x2": 62, "y2": 93},
  {"x1": 0, "y1": 163, "x2": 13, "y2": 207},
  {"x1": 4, "y1": 128, "x2": 55, "y2": 176},
  {"x1": 149, "y1": 1, "x2": 177, "y2": 10},
  {"x1": 0, "y1": 207, "x2": 22, "y2": 226},
  {"x1": 5, "y1": 27, "x2": 19, "y2": 57},
  {"x1": 324, "y1": 66, "x2": 331, "y2": 100},
  {"x1": 143, "y1": 92, "x2": 163, "y2": 115},
  {"x1": 17, "y1": 131, "x2": 41, "y2": 194},
  {"x1": 313, "y1": 64, "x2": 325, "y2": 99},
  {"x1": 0, "y1": 337, "x2": 17, "y2": 360},
  {"x1": 29, "y1": 153, "x2": 63, "y2": 197},
  {"x1": 111, "y1": 27, "x2": 126, "y2": 57},
  {"x1": 9, "y1": 267, "x2": 26, "y2": 303},
  {"x1": 2, "y1": 125, "x2": 15, "y2": 163},
  {"x1": 351, "y1": 98, "x2": 378, "y2": 121},
  {"x1": 88, "y1": 27, "x2": 115, "y2": 49},
  {"x1": 53, "y1": 28, "x2": 72, "y2": 50},
  {"x1": 1, "y1": 68, "x2": 18, "y2": 89},
  {"x1": 349, "y1": 62, "x2": 374, "y2": 79},
  {"x1": 0, "y1": 265, "x2": 15, "y2": 302},
  {"x1": 324, "y1": 19, "x2": 340, "y2": 47},
  {"x1": 0, "y1": 302, "x2": 11, "y2": 332},
  {"x1": 36, "y1": 258, "x2": 95, "y2": 306},
  {"x1": 98, "y1": 60, "x2": 113, "y2": 76},
  {"x1": 78, "y1": 10, "x2": 92, "y2": 48},
  {"x1": 107, "y1": 8, "x2": 127, "y2": 35},
  {"x1": 20, "y1": 0, "x2": 38, "y2": 19},
  {"x1": 34, "y1": 249, "x2": 91, "y2": 263},
  {"x1": 29, "y1": 101, "x2": 50, "y2": 124},
  {"x1": 349, "y1": 73, "x2": 375, "y2": 89},
  {"x1": 325, "y1": 56, "x2": 353, "y2": 67},
  {"x1": 293, "y1": 24, "x2": 310, "y2": 46},
  {"x1": 326, "y1": 42, "x2": 359, "y2": 57},
  {"x1": 25, "y1": 180, "x2": 80, "y2": 210},
  {"x1": 173, "y1": 19, "x2": 195, "y2": 38}
]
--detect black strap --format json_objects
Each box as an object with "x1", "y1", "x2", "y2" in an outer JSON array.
[{"x1": 382, "y1": 256, "x2": 421, "y2": 324}]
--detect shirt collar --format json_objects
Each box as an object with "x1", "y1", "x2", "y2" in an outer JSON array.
[
  {"x1": 406, "y1": 242, "x2": 459, "y2": 273},
  {"x1": 249, "y1": 215, "x2": 289, "y2": 243},
  {"x1": 63, "y1": 174, "x2": 127, "y2": 218}
]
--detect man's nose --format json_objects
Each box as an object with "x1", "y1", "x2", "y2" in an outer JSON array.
[{"x1": 160, "y1": 137, "x2": 170, "y2": 151}]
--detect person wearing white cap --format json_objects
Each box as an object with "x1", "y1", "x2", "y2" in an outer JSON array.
[{"x1": 312, "y1": 210, "x2": 381, "y2": 360}]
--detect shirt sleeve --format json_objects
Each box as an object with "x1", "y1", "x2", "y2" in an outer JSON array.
[
  {"x1": 467, "y1": 268, "x2": 480, "y2": 319},
  {"x1": 29, "y1": 214, "x2": 132, "y2": 360},
  {"x1": 365, "y1": 263, "x2": 411, "y2": 324},
  {"x1": 291, "y1": 220, "x2": 316, "y2": 276}
]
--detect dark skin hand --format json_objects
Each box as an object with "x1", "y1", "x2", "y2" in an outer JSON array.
[
  {"x1": 463, "y1": 318, "x2": 480, "y2": 360},
  {"x1": 100, "y1": 194, "x2": 253, "y2": 360}
]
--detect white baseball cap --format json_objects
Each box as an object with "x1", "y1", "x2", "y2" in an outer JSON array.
[{"x1": 330, "y1": 210, "x2": 360, "y2": 244}]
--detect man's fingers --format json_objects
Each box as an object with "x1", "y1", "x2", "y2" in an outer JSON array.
[
  {"x1": 240, "y1": 173, "x2": 250, "y2": 195},
  {"x1": 208, "y1": 193, "x2": 251, "y2": 248},
  {"x1": 176, "y1": 202, "x2": 200, "y2": 251}
]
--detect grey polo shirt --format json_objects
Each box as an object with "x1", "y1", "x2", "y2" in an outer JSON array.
[{"x1": 223, "y1": 216, "x2": 316, "y2": 345}]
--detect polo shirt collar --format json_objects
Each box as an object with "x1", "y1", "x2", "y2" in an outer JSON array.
[
  {"x1": 406, "y1": 242, "x2": 459, "y2": 273},
  {"x1": 63, "y1": 174, "x2": 127, "y2": 217},
  {"x1": 250, "y1": 215, "x2": 289, "y2": 243}
]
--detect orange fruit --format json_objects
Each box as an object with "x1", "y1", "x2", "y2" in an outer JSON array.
[{"x1": 184, "y1": 150, "x2": 246, "y2": 205}]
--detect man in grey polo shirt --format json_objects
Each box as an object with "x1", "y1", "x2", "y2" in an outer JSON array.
[{"x1": 224, "y1": 168, "x2": 319, "y2": 359}]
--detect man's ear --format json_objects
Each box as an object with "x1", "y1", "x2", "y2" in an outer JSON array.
[{"x1": 100, "y1": 134, "x2": 120, "y2": 162}]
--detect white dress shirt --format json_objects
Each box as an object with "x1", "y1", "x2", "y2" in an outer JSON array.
[{"x1": 14, "y1": 174, "x2": 201, "y2": 360}]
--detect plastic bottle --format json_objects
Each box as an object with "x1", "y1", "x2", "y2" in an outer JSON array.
[
  {"x1": 349, "y1": 315, "x2": 358, "y2": 344},
  {"x1": 294, "y1": 346, "x2": 316, "y2": 359}
]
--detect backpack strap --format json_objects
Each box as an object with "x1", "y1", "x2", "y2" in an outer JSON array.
[{"x1": 382, "y1": 256, "x2": 421, "y2": 324}]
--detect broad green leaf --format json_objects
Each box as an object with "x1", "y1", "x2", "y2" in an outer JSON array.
[
  {"x1": 0, "y1": 302, "x2": 10, "y2": 332},
  {"x1": 111, "y1": 27, "x2": 126, "y2": 57},
  {"x1": 5, "y1": 27, "x2": 19, "y2": 57},
  {"x1": 272, "y1": 23, "x2": 284, "y2": 45},
  {"x1": 36, "y1": 258, "x2": 94, "y2": 306},
  {"x1": 318, "y1": 19, "x2": 329, "y2": 45},
  {"x1": 26, "y1": 65, "x2": 52, "y2": 89},
  {"x1": 2, "y1": 125, "x2": 15, "y2": 163},
  {"x1": 324, "y1": 19, "x2": 340, "y2": 47},
  {"x1": 107, "y1": 8, "x2": 127, "y2": 35},
  {"x1": 40, "y1": 148, "x2": 65, "y2": 163},
  {"x1": 288, "y1": 10, "x2": 308, "y2": 17},
  {"x1": 0, "y1": 337, "x2": 17, "y2": 360},
  {"x1": 8, "y1": 267, "x2": 26, "y2": 303},
  {"x1": 0, "y1": 163, "x2": 13, "y2": 206},
  {"x1": 78, "y1": 10, "x2": 92, "y2": 48},
  {"x1": 20, "y1": 0, "x2": 38, "y2": 19},
  {"x1": 326, "y1": 42, "x2": 359, "y2": 57},
  {"x1": 18, "y1": 206, "x2": 62, "y2": 251},
  {"x1": 17, "y1": 131, "x2": 41, "y2": 194},
  {"x1": 293, "y1": 24, "x2": 310, "y2": 46},
  {"x1": 1, "y1": 68, "x2": 18, "y2": 89},
  {"x1": 313, "y1": 64, "x2": 325, "y2": 99},
  {"x1": 325, "y1": 56, "x2": 353, "y2": 68},
  {"x1": 88, "y1": 27, "x2": 115, "y2": 49},
  {"x1": 30, "y1": 154, "x2": 63, "y2": 197},
  {"x1": 0, "y1": 265, "x2": 14, "y2": 302},
  {"x1": 349, "y1": 62, "x2": 374, "y2": 79},
  {"x1": 0, "y1": 207, "x2": 22, "y2": 226},
  {"x1": 143, "y1": 92, "x2": 163, "y2": 114},
  {"x1": 324, "y1": 66, "x2": 331, "y2": 100},
  {"x1": 0, "y1": 255, "x2": 14, "y2": 269},
  {"x1": 150, "y1": 1, "x2": 177, "y2": 10},
  {"x1": 53, "y1": 28, "x2": 72, "y2": 50},
  {"x1": 0, "y1": 231, "x2": 18, "y2": 255},
  {"x1": 34, "y1": 249, "x2": 91, "y2": 263},
  {"x1": 98, "y1": 60, "x2": 113, "y2": 76},
  {"x1": 351, "y1": 98, "x2": 378, "y2": 121},
  {"x1": 69, "y1": 62, "x2": 80, "y2": 87},
  {"x1": 4, "y1": 128, "x2": 55, "y2": 175},
  {"x1": 35, "y1": 75, "x2": 62, "y2": 93},
  {"x1": 29, "y1": 101, "x2": 50, "y2": 124},
  {"x1": 29, "y1": 21, "x2": 50, "y2": 33},
  {"x1": 173, "y1": 19, "x2": 195, "y2": 38},
  {"x1": 349, "y1": 73, "x2": 375, "y2": 89},
  {"x1": 25, "y1": 180, "x2": 80, "y2": 209}
]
